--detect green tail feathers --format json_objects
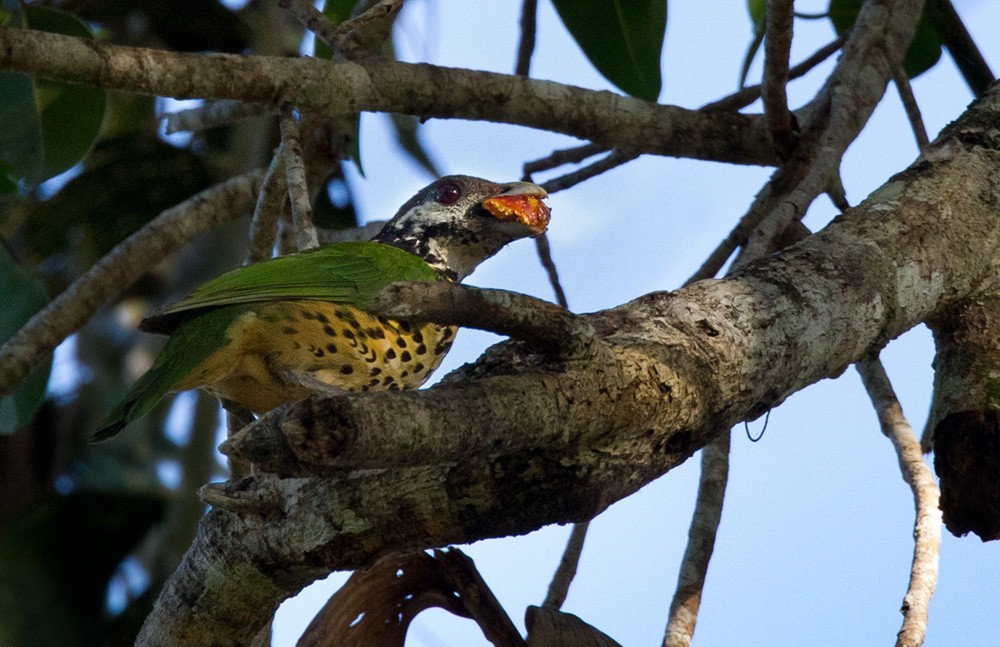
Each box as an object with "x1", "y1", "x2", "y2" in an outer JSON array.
[{"x1": 93, "y1": 306, "x2": 242, "y2": 442}]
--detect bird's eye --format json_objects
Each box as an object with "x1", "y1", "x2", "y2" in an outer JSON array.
[{"x1": 434, "y1": 181, "x2": 462, "y2": 205}]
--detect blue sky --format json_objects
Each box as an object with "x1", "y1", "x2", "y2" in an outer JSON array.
[{"x1": 253, "y1": 1, "x2": 1000, "y2": 644}]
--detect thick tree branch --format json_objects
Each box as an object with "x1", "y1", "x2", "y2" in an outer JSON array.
[
  {"x1": 0, "y1": 25, "x2": 775, "y2": 166},
  {"x1": 139, "y1": 84, "x2": 1000, "y2": 645}
]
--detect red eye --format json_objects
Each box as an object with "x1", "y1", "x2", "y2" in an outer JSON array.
[{"x1": 435, "y1": 181, "x2": 462, "y2": 205}]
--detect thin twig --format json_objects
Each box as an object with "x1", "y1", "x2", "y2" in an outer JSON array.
[
  {"x1": 703, "y1": 35, "x2": 845, "y2": 112},
  {"x1": 245, "y1": 143, "x2": 288, "y2": 264},
  {"x1": 278, "y1": 0, "x2": 341, "y2": 52},
  {"x1": 515, "y1": 0, "x2": 538, "y2": 77},
  {"x1": 663, "y1": 433, "x2": 730, "y2": 647},
  {"x1": 278, "y1": 104, "x2": 319, "y2": 250},
  {"x1": 523, "y1": 143, "x2": 608, "y2": 179},
  {"x1": 338, "y1": 0, "x2": 402, "y2": 39},
  {"x1": 890, "y1": 62, "x2": 930, "y2": 151},
  {"x1": 934, "y1": 0, "x2": 995, "y2": 97},
  {"x1": 0, "y1": 171, "x2": 262, "y2": 399},
  {"x1": 539, "y1": 149, "x2": 639, "y2": 194},
  {"x1": 163, "y1": 100, "x2": 270, "y2": 134},
  {"x1": 762, "y1": 0, "x2": 796, "y2": 157},
  {"x1": 534, "y1": 234, "x2": 568, "y2": 309},
  {"x1": 856, "y1": 359, "x2": 941, "y2": 647},
  {"x1": 542, "y1": 520, "x2": 589, "y2": 609}
]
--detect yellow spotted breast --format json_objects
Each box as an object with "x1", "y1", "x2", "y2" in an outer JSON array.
[{"x1": 174, "y1": 300, "x2": 456, "y2": 412}]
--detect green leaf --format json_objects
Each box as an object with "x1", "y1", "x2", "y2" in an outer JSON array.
[
  {"x1": 747, "y1": 0, "x2": 766, "y2": 31},
  {"x1": 0, "y1": 6, "x2": 106, "y2": 187},
  {"x1": 0, "y1": 244, "x2": 52, "y2": 434},
  {"x1": 828, "y1": 0, "x2": 942, "y2": 78},
  {"x1": 551, "y1": 0, "x2": 667, "y2": 101}
]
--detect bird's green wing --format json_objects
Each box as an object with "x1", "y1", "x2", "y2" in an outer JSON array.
[
  {"x1": 94, "y1": 305, "x2": 245, "y2": 441},
  {"x1": 141, "y1": 241, "x2": 440, "y2": 334}
]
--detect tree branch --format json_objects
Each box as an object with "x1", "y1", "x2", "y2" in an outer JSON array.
[
  {"x1": 762, "y1": 0, "x2": 796, "y2": 157},
  {"x1": 278, "y1": 104, "x2": 319, "y2": 250},
  {"x1": 140, "y1": 84, "x2": 1000, "y2": 643},
  {"x1": 0, "y1": 171, "x2": 263, "y2": 400},
  {"x1": 856, "y1": 359, "x2": 941, "y2": 647},
  {"x1": 0, "y1": 25, "x2": 776, "y2": 166},
  {"x1": 245, "y1": 144, "x2": 287, "y2": 264}
]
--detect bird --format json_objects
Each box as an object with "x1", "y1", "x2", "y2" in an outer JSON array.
[{"x1": 94, "y1": 175, "x2": 550, "y2": 441}]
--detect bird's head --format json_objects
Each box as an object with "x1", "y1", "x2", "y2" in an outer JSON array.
[{"x1": 373, "y1": 175, "x2": 551, "y2": 280}]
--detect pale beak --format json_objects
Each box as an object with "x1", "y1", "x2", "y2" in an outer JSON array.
[{"x1": 481, "y1": 182, "x2": 551, "y2": 235}]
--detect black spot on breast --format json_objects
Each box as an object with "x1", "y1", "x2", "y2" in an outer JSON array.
[
  {"x1": 389, "y1": 383, "x2": 400, "y2": 391},
  {"x1": 415, "y1": 344, "x2": 427, "y2": 355},
  {"x1": 399, "y1": 321, "x2": 412, "y2": 333},
  {"x1": 369, "y1": 378, "x2": 380, "y2": 386},
  {"x1": 413, "y1": 363, "x2": 425, "y2": 373},
  {"x1": 313, "y1": 348, "x2": 324, "y2": 358},
  {"x1": 301, "y1": 310, "x2": 316, "y2": 320},
  {"x1": 343, "y1": 329, "x2": 355, "y2": 340},
  {"x1": 412, "y1": 331, "x2": 424, "y2": 343},
  {"x1": 441, "y1": 328, "x2": 454, "y2": 340},
  {"x1": 361, "y1": 385, "x2": 370, "y2": 392},
  {"x1": 385, "y1": 348, "x2": 397, "y2": 360},
  {"x1": 396, "y1": 337, "x2": 407, "y2": 348},
  {"x1": 323, "y1": 325, "x2": 337, "y2": 337},
  {"x1": 366, "y1": 327, "x2": 386, "y2": 339},
  {"x1": 400, "y1": 351, "x2": 412, "y2": 362},
  {"x1": 370, "y1": 367, "x2": 382, "y2": 376},
  {"x1": 340, "y1": 365, "x2": 354, "y2": 375},
  {"x1": 283, "y1": 326, "x2": 298, "y2": 335},
  {"x1": 383, "y1": 375, "x2": 395, "y2": 385},
  {"x1": 326, "y1": 343, "x2": 338, "y2": 354},
  {"x1": 316, "y1": 312, "x2": 330, "y2": 324}
]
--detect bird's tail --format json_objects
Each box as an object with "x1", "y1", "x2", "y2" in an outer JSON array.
[{"x1": 93, "y1": 307, "x2": 239, "y2": 442}]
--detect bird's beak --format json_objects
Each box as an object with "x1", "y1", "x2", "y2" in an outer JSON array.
[{"x1": 481, "y1": 182, "x2": 551, "y2": 235}]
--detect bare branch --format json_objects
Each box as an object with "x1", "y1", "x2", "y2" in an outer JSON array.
[
  {"x1": 703, "y1": 35, "x2": 844, "y2": 112},
  {"x1": 534, "y1": 234, "x2": 569, "y2": 309},
  {"x1": 539, "y1": 149, "x2": 639, "y2": 194},
  {"x1": 663, "y1": 433, "x2": 730, "y2": 647},
  {"x1": 372, "y1": 282, "x2": 596, "y2": 357},
  {"x1": 762, "y1": 0, "x2": 796, "y2": 157},
  {"x1": 542, "y1": 521, "x2": 589, "y2": 609},
  {"x1": 935, "y1": 0, "x2": 995, "y2": 96},
  {"x1": 0, "y1": 25, "x2": 777, "y2": 166},
  {"x1": 245, "y1": 144, "x2": 288, "y2": 264},
  {"x1": 691, "y1": 0, "x2": 926, "y2": 283},
  {"x1": 163, "y1": 100, "x2": 270, "y2": 134},
  {"x1": 856, "y1": 359, "x2": 941, "y2": 647},
  {"x1": 278, "y1": 105, "x2": 319, "y2": 250},
  {"x1": 278, "y1": 0, "x2": 340, "y2": 52},
  {"x1": 523, "y1": 143, "x2": 608, "y2": 179},
  {"x1": 515, "y1": 0, "x2": 538, "y2": 77},
  {"x1": 0, "y1": 171, "x2": 262, "y2": 400},
  {"x1": 890, "y1": 62, "x2": 930, "y2": 152}
]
